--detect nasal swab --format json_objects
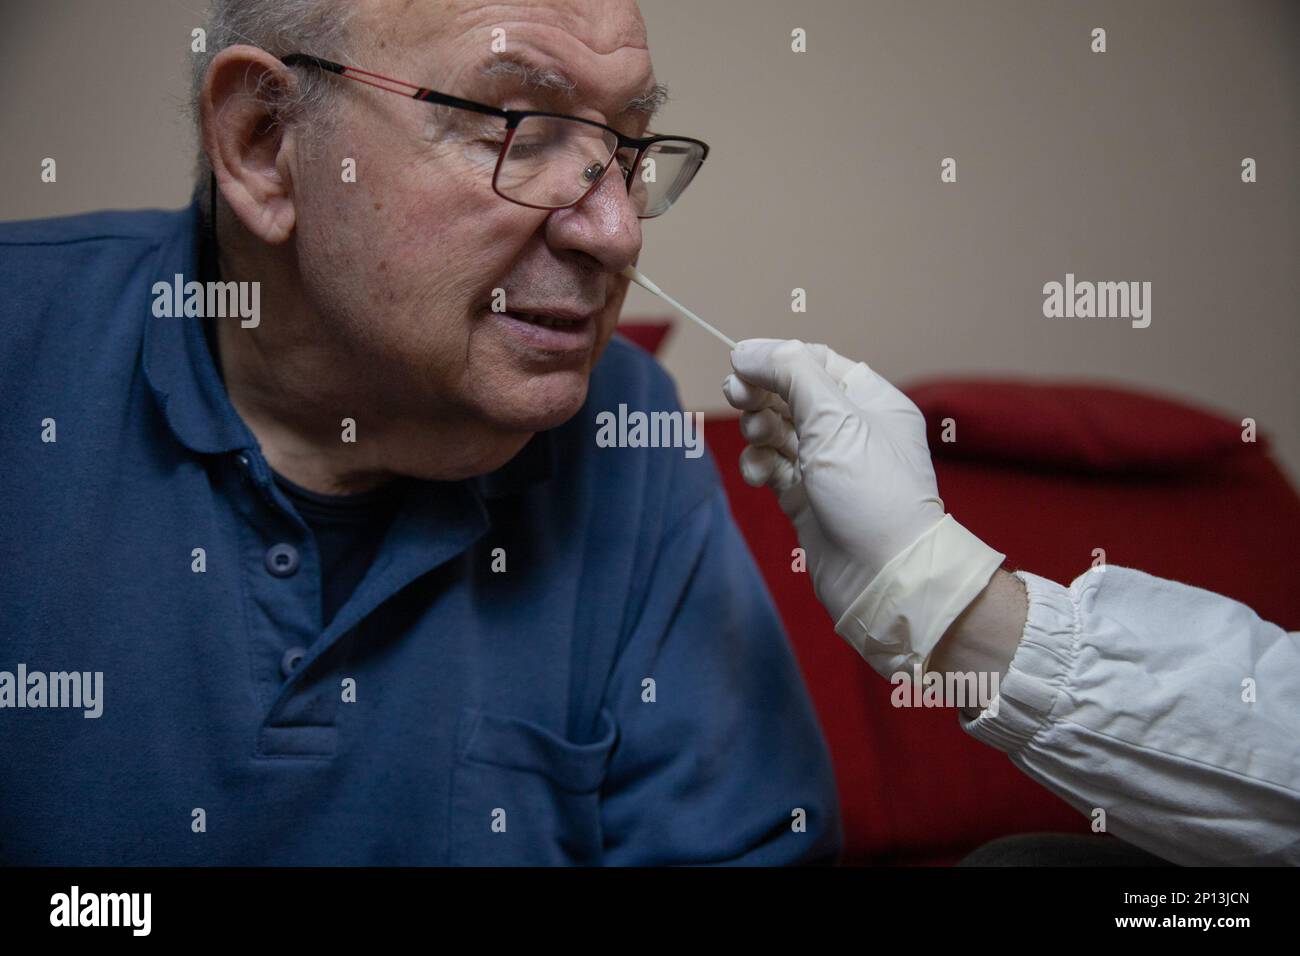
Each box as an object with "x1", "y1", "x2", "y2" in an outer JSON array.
[{"x1": 621, "y1": 265, "x2": 738, "y2": 349}]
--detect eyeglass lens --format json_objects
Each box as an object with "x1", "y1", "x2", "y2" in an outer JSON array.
[{"x1": 495, "y1": 115, "x2": 704, "y2": 218}]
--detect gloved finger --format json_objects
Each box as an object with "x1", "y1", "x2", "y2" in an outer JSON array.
[
  {"x1": 799, "y1": 342, "x2": 854, "y2": 385},
  {"x1": 743, "y1": 339, "x2": 883, "y2": 397},
  {"x1": 795, "y1": 343, "x2": 918, "y2": 423},
  {"x1": 838, "y1": 358, "x2": 914, "y2": 419},
  {"x1": 740, "y1": 408, "x2": 799, "y2": 460},
  {"x1": 730, "y1": 338, "x2": 845, "y2": 425},
  {"x1": 739, "y1": 444, "x2": 799, "y2": 493},
  {"x1": 722, "y1": 373, "x2": 791, "y2": 420},
  {"x1": 737, "y1": 339, "x2": 844, "y2": 384},
  {"x1": 738, "y1": 443, "x2": 778, "y2": 487},
  {"x1": 722, "y1": 372, "x2": 774, "y2": 410},
  {"x1": 804, "y1": 342, "x2": 886, "y2": 401}
]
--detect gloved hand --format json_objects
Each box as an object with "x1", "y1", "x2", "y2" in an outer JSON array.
[{"x1": 724, "y1": 338, "x2": 1005, "y2": 679}]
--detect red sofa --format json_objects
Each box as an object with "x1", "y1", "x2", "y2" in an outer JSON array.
[{"x1": 619, "y1": 323, "x2": 1300, "y2": 865}]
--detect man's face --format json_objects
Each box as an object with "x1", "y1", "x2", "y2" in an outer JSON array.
[{"x1": 289, "y1": 0, "x2": 656, "y2": 440}]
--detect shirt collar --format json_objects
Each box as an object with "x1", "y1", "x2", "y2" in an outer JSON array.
[
  {"x1": 141, "y1": 193, "x2": 257, "y2": 456},
  {"x1": 141, "y1": 190, "x2": 555, "y2": 497}
]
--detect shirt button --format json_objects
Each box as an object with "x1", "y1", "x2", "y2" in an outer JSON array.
[
  {"x1": 234, "y1": 452, "x2": 250, "y2": 472},
  {"x1": 281, "y1": 646, "x2": 307, "y2": 678},
  {"x1": 264, "y1": 543, "x2": 300, "y2": 577}
]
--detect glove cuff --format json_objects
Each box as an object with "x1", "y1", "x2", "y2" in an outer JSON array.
[{"x1": 834, "y1": 515, "x2": 1005, "y2": 679}]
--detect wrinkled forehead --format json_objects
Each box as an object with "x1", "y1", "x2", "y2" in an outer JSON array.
[{"x1": 357, "y1": 0, "x2": 656, "y2": 117}]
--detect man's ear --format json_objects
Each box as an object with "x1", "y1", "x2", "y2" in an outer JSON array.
[{"x1": 201, "y1": 45, "x2": 300, "y2": 245}]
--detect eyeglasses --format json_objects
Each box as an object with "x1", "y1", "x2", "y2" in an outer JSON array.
[{"x1": 280, "y1": 53, "x2": 709, "y2": 219}]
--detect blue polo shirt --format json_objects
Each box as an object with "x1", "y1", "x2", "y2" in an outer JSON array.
[
  {"x1": 270, "y1": 470, "x2": 405, "y2": 631},
  {"x1": 0, "y1": 199, "x2": 842, "y2": 865}
]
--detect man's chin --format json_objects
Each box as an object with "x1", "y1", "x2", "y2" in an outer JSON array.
[{"x1": 485, "y1": 372, "x2": 590, "y2": 434}]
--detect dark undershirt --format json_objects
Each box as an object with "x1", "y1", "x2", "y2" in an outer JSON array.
[{"x1": 272, "y1": 470, "x2": 405, "y2": 630}]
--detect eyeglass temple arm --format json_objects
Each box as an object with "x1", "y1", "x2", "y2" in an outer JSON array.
[{"x1": 280, "y1": 53, "x2": 510, "y2": 121}]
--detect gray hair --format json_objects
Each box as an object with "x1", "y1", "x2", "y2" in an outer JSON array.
[{"x1": 190, "y1": 0, "x2": 356, "y2": 182}]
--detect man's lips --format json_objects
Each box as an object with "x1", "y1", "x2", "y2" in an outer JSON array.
[
  {"x1": 504, "y1": 308, "x2": 593, "y2": 329},
  {"x1": 487, "y1": 306, "x2": 601, "y2": 353}
]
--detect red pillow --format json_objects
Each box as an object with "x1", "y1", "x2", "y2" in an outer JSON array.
[
  {"x1": 903, "y1": 378, "x2": 1260, "y2": 474},
  {"x1": 616, "y1": 319, "x2": 673, "y2": 356}
]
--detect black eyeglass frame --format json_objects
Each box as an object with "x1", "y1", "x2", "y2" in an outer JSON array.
[{"x1": 280, "y1": 53, "x2": 710, "y2": 217}]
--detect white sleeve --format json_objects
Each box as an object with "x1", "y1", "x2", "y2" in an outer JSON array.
[{"x1": 960, "y1": 566, "x2": 1300, "y2": 866}]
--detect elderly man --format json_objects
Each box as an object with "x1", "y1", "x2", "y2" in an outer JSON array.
[{"x1": 0, "y1": 0, "x2": 841, "y2": 865}]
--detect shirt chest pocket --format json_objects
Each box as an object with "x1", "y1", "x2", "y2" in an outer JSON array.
[{"x1": 448, "y1": 707, "x2": 618, "y2": 866}]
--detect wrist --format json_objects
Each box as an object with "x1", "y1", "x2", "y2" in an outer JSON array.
[
  {"x1": 927, "y1": 569, "x2": 1028, "y2": 681},
  {"x1": 834, "y1": 515, "x2": 1005, "y2": 678}
]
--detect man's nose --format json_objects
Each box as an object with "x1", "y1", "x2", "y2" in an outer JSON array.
[{"x1": 545, "y1": 163, "x2": 642, "y2": 273}]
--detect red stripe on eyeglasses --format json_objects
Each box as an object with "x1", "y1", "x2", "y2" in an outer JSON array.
[{"x1": 338, "y1": 65, "x2": 422, "y2": 98}]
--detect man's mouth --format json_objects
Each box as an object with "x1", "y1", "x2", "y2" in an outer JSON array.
[
  {"x1": 487, "y1": 306, "x2": 601, "y2": 355},
  {"x1": 508, "y1": 310, "x2": 588, "y2": 329}
]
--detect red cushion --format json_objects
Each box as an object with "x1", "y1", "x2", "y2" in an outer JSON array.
[
  {"x1": 704, "y1": 378, "x2": 1300, "y2": 864},
  {"x1": 907, "y1": 378, "x2": 1257, "y2": 474}
]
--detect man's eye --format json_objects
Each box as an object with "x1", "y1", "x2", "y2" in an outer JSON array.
[
  {"x1": 482, "y1": 138, "x2": 545, "y2": 150},
  {"x1": 503, "y1": 141, "x2": 549, "y2": 160}
]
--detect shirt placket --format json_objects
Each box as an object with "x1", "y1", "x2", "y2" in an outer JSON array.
[{"x1": 227, "y1": 447, "x2": 343, "y2": 757}]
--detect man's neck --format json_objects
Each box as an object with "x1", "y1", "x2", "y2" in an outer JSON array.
[{"x1": 209, "y1": 212, "x2": 530, "y2": 496}]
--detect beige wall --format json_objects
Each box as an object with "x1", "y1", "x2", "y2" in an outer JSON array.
[{"x1": 3, "y1": 0, "x2": 1297, "y2": 484}]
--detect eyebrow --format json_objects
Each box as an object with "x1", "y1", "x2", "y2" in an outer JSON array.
[{"x1": 479, "y1": 56, "x2": 671, "y2": 118}]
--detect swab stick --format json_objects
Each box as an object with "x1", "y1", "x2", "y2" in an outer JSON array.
[{"x1": 621, "y1": 265, "x2": 738, "y2": 349}]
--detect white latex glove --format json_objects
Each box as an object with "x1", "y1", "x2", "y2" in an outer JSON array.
[{"x1": 724, "y1": 338, "x2": 1005, "y2": 679}]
